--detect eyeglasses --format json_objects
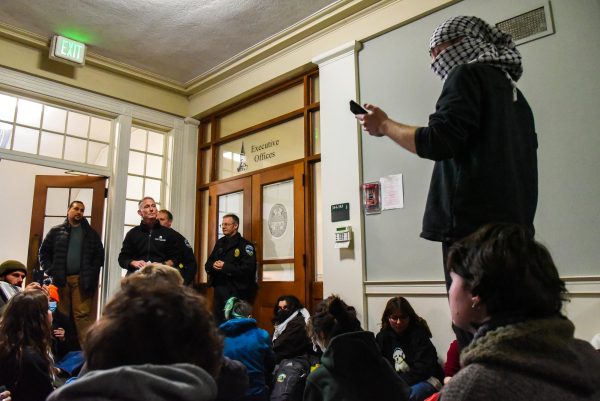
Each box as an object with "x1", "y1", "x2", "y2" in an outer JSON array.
[
  {"x1": 220, "y1": 223, "x2": 234, "y2": 228},
  {"x1": 388, "y1": 315, "x2": 409, "y2": 322}
]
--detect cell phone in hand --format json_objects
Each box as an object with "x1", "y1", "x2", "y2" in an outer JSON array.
[{"x1": 349, "y1": 100, "x2": 368, "y2": 115}]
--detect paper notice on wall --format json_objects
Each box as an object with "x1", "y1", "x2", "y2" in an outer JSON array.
[{"x1": 380, "y1": 174, "x2": 404, "y2": 210}]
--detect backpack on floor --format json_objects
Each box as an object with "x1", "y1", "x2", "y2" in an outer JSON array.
[{"x1": 270, "y1": 355, "x2": 316, "y2": 401}]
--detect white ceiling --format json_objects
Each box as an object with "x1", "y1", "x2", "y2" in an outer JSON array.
[{"x1": 0, "y1": 0, "x2": 339, "y2": 84}]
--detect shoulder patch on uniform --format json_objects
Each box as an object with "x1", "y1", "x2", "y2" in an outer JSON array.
[
  {"x1": 245, "y1": 244, "x2": 254, "y2": 256},
  {"x1": 234, "y1": 248, "x2": 240, "y2": 257},
  {"x1": 184, "y1": 239, "x2": 192, "y2": 248}
]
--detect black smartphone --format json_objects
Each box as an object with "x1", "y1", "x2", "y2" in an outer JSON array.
[{"x1": 349, "y1": 100, "x2": 368, "y2": 115}]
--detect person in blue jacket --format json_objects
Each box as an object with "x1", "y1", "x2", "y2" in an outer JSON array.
[{"x1": 219, "y1": 297, "x2": 275, "y2": 401}]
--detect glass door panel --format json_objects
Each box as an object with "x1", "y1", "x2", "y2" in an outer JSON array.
[{"x1": 262, "y1": 179, "x2": 294, "y2": 281}]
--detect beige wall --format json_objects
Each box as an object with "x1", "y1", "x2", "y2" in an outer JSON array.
[{"x1": 0, "y1": 36, "x2": 188, "y2": 116}]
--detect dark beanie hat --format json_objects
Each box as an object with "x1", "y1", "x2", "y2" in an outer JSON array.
[{"x1": 0, "y1": 260, "x2": 27, "y2": 277}]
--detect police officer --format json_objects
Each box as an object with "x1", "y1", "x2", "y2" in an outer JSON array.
[
  {"x1": 205, "y1": 213, "x2": 257, "y2": 324},
  {"x1": 157, "y1": 209, "x2": 198, "y2": 286}
]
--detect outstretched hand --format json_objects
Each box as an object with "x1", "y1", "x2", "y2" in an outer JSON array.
[
  {"x1": 356, "y1": 104, "x2": 389, "y2": 137},
  {"x1": 355, "y1": 103, "x2": 418, "y2": 153}
]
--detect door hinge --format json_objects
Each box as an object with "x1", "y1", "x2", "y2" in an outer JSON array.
[
  {"x1": 104, "y1": 188, "x2": 108, "y2": 198},
  {"x1": 302, "y1": 174, "x2": 305, "y2": 187}
]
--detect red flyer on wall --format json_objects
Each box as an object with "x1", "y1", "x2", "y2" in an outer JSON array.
[{"x1": 362, "y1": 181, "x2": 381, "y2": 215}]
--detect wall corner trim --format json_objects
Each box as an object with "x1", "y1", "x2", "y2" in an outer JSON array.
[{"x1": 312, "y1": 41, "x2": 363, "y2": 66}]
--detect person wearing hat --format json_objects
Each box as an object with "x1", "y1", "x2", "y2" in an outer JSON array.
[
  {"x1": 0, "y1": 260, "x2": 27, "y2": 313},
  {"x1": 357, "y1": 16, "x2": 538, "y2": 349},
  {"x1": 0, "y1": 260, "x2": 42, "y2": 314}
]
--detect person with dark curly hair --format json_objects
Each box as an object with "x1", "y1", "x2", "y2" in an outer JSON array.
[
  {"x1": 441, "y1": 223, "x2": 600, "y2": 401},
  {"x1": 376, "y1": 297, "x2": 443, "y2": 401},
  {"x1": 304, "y1": 295, "x2": 409, "y2": 401},
  {"x1": 0, "y1": 290, "x2": 55, "y2": 401},
  {"x1": 47, "y1": 276, "x2": 223, "y2": 401}
]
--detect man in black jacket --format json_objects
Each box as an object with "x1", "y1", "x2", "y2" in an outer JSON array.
[
  {"x1": 358, "y1": 16, "x2": 538, "y2": 348},
  {"x1": 118, "y1": 197, "x2": 180, "y2": 275},
  {"x1": 39, "y1": 200, "x2": 104, "y2": 346},
  {"x1": 205, "y1": 213, "x2": 257, "y2": 324}
]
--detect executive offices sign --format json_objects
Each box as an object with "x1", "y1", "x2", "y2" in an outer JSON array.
[{"x1": 218, "y1": 118, "x2": 304, "y2": 179}]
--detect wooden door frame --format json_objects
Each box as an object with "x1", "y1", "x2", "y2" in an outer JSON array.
[{"x1": 28, "y1": 175, "x2": 106, "y2": 281}]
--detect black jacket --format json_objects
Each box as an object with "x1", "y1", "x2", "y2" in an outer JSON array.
[
  {"x1": 173, "y1": 230, "x2": 198, "y2": 286},
  {"x1": 118, "y1": 220, "x2": 181, "y2": 273},
  {"x1": 376, "y1": 325, "x2": 443, "y2": 385},
  {"x1": 0, "y1": 346, "x2": 54, "y2": 401},
  {"x1": 205, "y1": 232, "x2": 257, "y2": 293},
  {"x1": 39, "y1": 218, "x2": 104, "y2": 292},
  {"x1": 272, "y1": 313, "x2": 314, "y2": 363},
  {"x1": 304, "y1": 331, "x2": 409, "y2": 401},
  {"x1": 415, "y1": 64, "x2": 538, "y2": 242}
]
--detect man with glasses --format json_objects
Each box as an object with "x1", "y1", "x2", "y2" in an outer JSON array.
[{"x1": 205, "y1": 213, "x2": 257, "y2": 324}]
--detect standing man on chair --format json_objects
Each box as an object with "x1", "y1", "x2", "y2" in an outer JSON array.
[
  {"x1": 205, "y1": 213, "x2": 257, "y2": 324},
  {"x1": 39, "y1": 200, "x2": 104, "y2": 347}
]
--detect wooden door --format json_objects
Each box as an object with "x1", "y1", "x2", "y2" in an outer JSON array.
[
  {"x1": 203, "y1": 176, "x2": 252, "y2": 305},
  {"x1": 207, "y1": 162, "x2": 305, "y2": 332},
  {"x1": 27, "y1": 175, "x2": 106, "y2": 282},
  {"x1": 251, "y1": 163, "x2": 305, "y2": 331}
]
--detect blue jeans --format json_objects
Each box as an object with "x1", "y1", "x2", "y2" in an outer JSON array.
[{"x1": 409, "y1": 381, "x2": 437, "y2": 401}]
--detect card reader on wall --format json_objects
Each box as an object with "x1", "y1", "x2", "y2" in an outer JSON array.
[{"x1": 335, "y1": 226, "x2": 352, "y2": 249}]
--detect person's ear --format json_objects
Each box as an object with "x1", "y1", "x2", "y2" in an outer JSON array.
[
  {"x1": 471, "y1": 295, "x2": 482, "y2": 310},
  {"x1": 137, "y1": 209, "x2": 143, "y2": 217}
]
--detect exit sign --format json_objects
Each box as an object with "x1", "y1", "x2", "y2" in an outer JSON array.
[{"x1": 50, "y1": 36, "x2": 86, "y2": 66}]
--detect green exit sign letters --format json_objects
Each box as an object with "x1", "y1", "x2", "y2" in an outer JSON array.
[{"x1": 50, "y1": 36, "x2": 86, "y2": 66}]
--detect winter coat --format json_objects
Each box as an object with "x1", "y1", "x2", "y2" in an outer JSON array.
[
  {"x1": 220, "y1": 317, "x2": 275, "y2": 398},
  {"x1": 440, "y1": 317, "x2": 600, "y2": 401},
  {"x1": 39, "y1": 218, "x2": 104, "y2": 292},
  {"x1": 118, "y1": 220, "x2": 181, "y2": 273},
  {"x1": 304, "y1": 331, "x2": 409, "y2": 401},
  {"x1": 46, "y1": 363, "x2": 217, "y2": 401}
]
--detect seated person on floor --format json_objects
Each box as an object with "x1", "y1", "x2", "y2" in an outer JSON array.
[
  {"x1": 441, "y1": 223, "x2": 600, "y2": 401},
  {"x1": 304, "y1": 295, "x2": 410, "y2": 401},
  {"x1": 47, "y1": 274, "x2": 222, "y2": 401},
  {"x1": 0, "y1": 289, "x2": 55, "y2": 401},
  {"x1": 376, "y1": 296, "x2": 444, "y2": 401},
  {"x1": 271, "y1": 295, "x2": 314, "y2": 363},
  {"x1": 120, "y1": 263, "x2": 250, "y2": 401},
  {"x1": 0, "y1": 260, "x2": 44, "y2": 315},
  {"x1": 220, "y1": 297, "x2": 275, "y2": 401}
]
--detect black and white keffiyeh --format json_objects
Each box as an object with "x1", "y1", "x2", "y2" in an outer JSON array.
[{"x1": 429, "y1": 16, "x2": 522, "y2": 94}]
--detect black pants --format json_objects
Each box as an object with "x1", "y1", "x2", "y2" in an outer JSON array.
[{"x1": 442, "y1": 242, "x2": 474, "y2": 350}]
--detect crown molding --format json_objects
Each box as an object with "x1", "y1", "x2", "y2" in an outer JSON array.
[
  {"x1": 183, "y1": 0, "x2": 380, "y2": 93},
  {"x1": 0, "y1": 1, "x2": 384, "y2": 98},
  {"x1": 0, "y1": 21, "x2": 186, "y2": 93}
]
